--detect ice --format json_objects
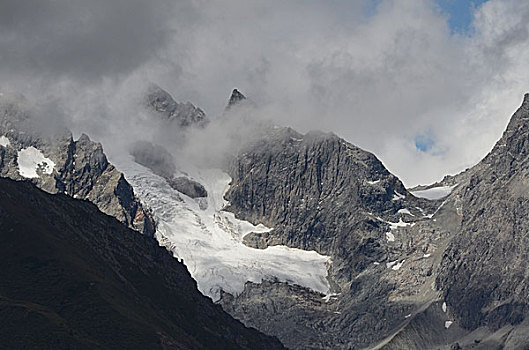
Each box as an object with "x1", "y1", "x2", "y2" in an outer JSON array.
[
  {"x1": 444, "y1": 321, "x2": 453, "y2": 329},
  {"x1": 386, "y1": 260, "x2": 397, "y2": 268},
  {"x1": 392, "y1": 260, "x2": 405, "y2": 270},
  {"x1": 410, "y1": 185, "x2": 457, "y2": 200},
  {"x1": 322, "y1": 293, "x2": 339, "y2": 302},
  {"x1": 405, "y1": 314, "x2": 412, "y2": 319},
  {"x1": 423, "y1": 253, "x2": 431, "y2": 258},
  {"x1": 442, "y1": 301, "x2": 447, "y2": 312},
  {"x1": 385, "y1": 232, "x2": 395, "y2": 242},
  {"x1": 112, "y1": 156, "x2": 331, "y2": 301},
  {"x1": 376, "y1": 217, "x2": 414, "y2": 230},
  {"x1": 392, "y1": 191, "x2": 405, "y2": 201},
  {"x1": 17, "y1": 147, "x2": 55, "y2": 178},
  {"x1": 0, "y1": 136, "x2": 10, "y2": 147},
  {"x1": 397, "y1": 208, "x2": 413, "y2": 216},
  {"x1": 367, "y1": 180, "x2": 380, "y2": 185}
]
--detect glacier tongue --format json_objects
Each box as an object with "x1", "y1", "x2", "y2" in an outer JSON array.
[{"x1": 113, "y1": 156, "x2": 331, "y2": 301}]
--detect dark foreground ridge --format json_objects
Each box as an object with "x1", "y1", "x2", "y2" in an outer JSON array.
[{"x1": 0, "y1": 178, "x2": 284, "y2": 349}]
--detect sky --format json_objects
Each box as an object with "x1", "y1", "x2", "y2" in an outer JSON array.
[
  {"x1": 436, "y1": 0, "x2": 489, "y2": 33},
  {"x1": 0, "y1": 0, "x2": 528, "y2": 186}
]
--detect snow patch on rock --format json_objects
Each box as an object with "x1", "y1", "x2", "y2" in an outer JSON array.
[
  {"x1": 386, "y1": 259, "x2": 405, "y2": 270},
  {"x1": 397, "y1": 208, "x2": 413, "y2": 216},
  {"x1": 392, "y1": 191, "x2": 405, "y2": 201},
  {"x1": 0, "y1": 135, "x2": 10, "y2": 147},
  {"x1": 17, "y1": 147, "x2": 55, "y2": 178},
  {"x1": 410, "y1": 185, "x2": 457, "y2": 200}
]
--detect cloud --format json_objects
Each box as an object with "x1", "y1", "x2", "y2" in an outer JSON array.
[
  {"x1": 0, "y1": 0, "x2": 183, "y2": 83},
  {"x1": 1, "y1": 0, "x2": 529, "y2": 186}
]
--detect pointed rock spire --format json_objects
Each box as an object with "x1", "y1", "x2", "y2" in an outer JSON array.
[{"x1": 227, "y1": 88, "x2": 246, "y2": 109}]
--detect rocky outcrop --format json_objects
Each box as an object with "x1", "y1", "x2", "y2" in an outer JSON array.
[
  {"x1": 226, "y1": 88, "x2": 247, "y2": 109},
  {"x1": 217, "y1": 121, "x2": 445, "y2": 348},
  {"x1": 146, "y1": 84, "x2": 207, "y2": 127},
  {"x1": 0, "y1": 97, "x2": 155, "y2": 236},
  {"x1": 167, "y1": 176, "x2": 207, "y2": 198},
  {"x1": 435, "y1": 94, "x2": 529, "y2": 337},
  {"x1": 225, "y1": 126, "x2": 433, "y2": 283},
  {"x1": 0, "y1": 177, "x2": 284, "y2": 349},
  {"x1": 130, "y1": 140, "x2": 177, "y2": 178},
  {"x1": 219, "y1": 94, "x2": 529, "y2": 349},
  {"x1": 130, "y1": 140, "x2": 207, "y2": 199}
]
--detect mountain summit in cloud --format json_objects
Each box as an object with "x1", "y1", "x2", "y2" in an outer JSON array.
[{"x1": 227, "y1": 88, "x2": 246, "y2": 108}]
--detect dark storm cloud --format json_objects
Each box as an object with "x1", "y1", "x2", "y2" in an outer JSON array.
[{"x1": 0, "y1": 0, "x2": 184, "y2": 81}]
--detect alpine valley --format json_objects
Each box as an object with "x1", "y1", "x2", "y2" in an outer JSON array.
[{"x1": 2, "y1": 87, "x2": 529, "y2": 350}]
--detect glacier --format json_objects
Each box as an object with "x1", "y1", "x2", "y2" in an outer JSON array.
[{"x1": 112, "y1": 155, "x2": 331, "y2": 301}]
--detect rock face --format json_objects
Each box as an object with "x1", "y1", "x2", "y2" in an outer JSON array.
[
  {"x1": 227, "y1": 88, "x2": 247, "y2": 109},
  {"x1": 146, "y1": 84, "x2": 207, "y2": 127},
  {"x1": 167, "y1": 176, "x2": 207, "y2": 198},
  {"x1": 434, "y1": 94, "x2": 529, "y2": 342},
  {"x1": 0, "y1": 97, "x2": 155, "y2": 236},
  {"x1": 216, "y1": 93, "x2": 529, "y2": 349},
  {"x1": 0, "y1": 177, "x2": 284, "y2": 349},
  {"x1": 218, "y1": 122, "x2": 446, "y2": 348},
  {"x1": 225, "y1": 127, "x2": 427, "y2": 282},
  {"x1": 130, "y1": 140, "x2": 207, "y2": 199}
]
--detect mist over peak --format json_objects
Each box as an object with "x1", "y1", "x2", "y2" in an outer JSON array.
[{"x1": 0, "y1": 0, "x2": 528, "y2": 187}]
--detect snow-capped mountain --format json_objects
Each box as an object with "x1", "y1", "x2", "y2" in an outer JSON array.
[
  {"x1": 113, "y1": 88, "x2": 529, "y2": 350},
  {"x1": 4, "y1": 85, "x2": 529, "y2": 349},
  {"x1": 104, "y1": 87, "x2": 446, "y2": 349}
]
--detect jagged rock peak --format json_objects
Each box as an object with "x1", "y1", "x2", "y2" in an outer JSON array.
[
  {"x1": 146, "y1": 84, "x2": 207, "y2": 128},
  {"x1": 228, "y1": 88, "x2": 246, "y2": 107},
  {"x1": 479, "y1": 93, "x2": 529, "y2": 170}
]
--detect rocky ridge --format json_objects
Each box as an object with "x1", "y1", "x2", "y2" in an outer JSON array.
[
  {"x1": 56, "y1": 85, "x2": 529, "y2": 349},
  {"x1": 218, "y1": 93, "x2": 529, "y2": 350},
  {"x1": 219, "y1": 122, "x2": 448, "y2": 348},
  {"x1": 0, "y1": 177, "x2": 284, "y2": 349},
  {"x1": 0, "y1": 96, "x2": 155, "y2": 236},
  {"x1": 146, "y1": 84, "x2": 207, "y2": 128},
  {"x1": 130, "y1": 87, "x2": 455, "y2": 348}
]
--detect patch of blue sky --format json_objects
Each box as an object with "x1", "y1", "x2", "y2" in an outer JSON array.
[
  {"x1": 435, "y1": 0, "x2": 489, "y2": 35},
  {"x1": 414, "y1": 133, "x2": 436, "y2": 153}
]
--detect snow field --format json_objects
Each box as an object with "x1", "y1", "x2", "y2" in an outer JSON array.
[{"x1": 114, "y1": 157, "x2": 331, "y2": 301}]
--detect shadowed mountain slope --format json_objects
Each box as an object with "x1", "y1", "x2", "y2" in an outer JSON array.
[{"x1": 0, "y1": 177, "x2": 284, "y2": 350}]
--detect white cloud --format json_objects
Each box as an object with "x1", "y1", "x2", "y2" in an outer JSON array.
[{"x1": 1, "y1": 0, "x2": 528, "y2": 186}]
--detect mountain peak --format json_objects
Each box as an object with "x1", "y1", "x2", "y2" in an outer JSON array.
[
  {"x1": 225, "y1": 88, "x2": 248, "y2": 110},
  {"x1": 229, "y1": 88, "x2": 246, "y2": 105},
  {"x1": 146, "y1": 84, "x2": 207, "y2": 127}
]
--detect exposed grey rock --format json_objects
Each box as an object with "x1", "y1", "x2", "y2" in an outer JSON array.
[
  {"x1": 146, "y1": 84, "x2": 207, "y2": 127},
  {"x1": 217, "y1": 123, "x2": 445, "y2": 348},
  {"x1": 436, "y1": 94, "x2": 529, "y2": 334},
  {"x1": 217, "y1": 94, "x2": 529, "y2": 349},
  {"x1": 167, "y1": 176, "x2": 207, "y2": 198},
  {"x1": 224, "y1": 127, "x2": 434, "y2": 284},
  {"x1": 227, "y1": 88, "x2": 247, "y2": 108},
  {"x1": 129, "y1": 140, "x2": 207, "y2": 199},
  {"x1": 0, "y1": 98, "x2": 155, "y2": 236},
  {"x1": 130, "y1": 140, "x2": 176, "y2": 178}
]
